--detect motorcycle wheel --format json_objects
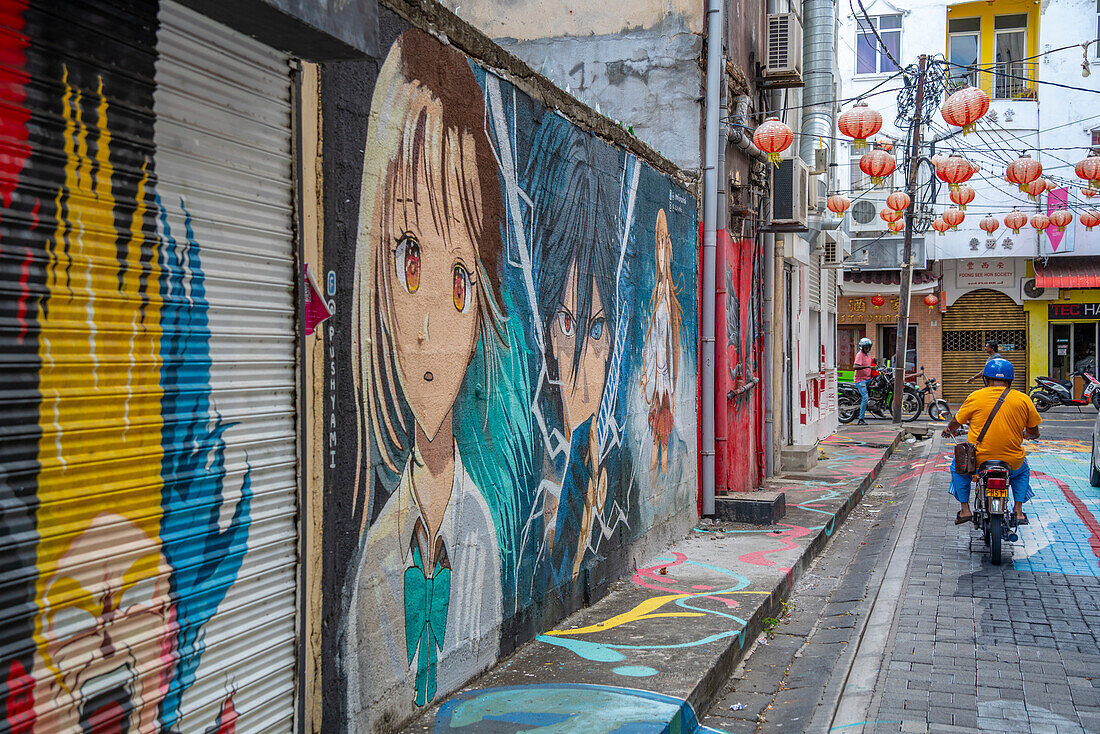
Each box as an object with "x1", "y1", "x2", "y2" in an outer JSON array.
[
  {"x1": 1093, "y1": 391, "x2": 1100, "y2": 410},
  {"x1": 902, "y1": 390, "x2": 923, "y2": 422},
  {"x1": 837, "y1": 397, "x2": 859, "y2": 424},
  {"x1": 928, "y1": 399, "x2": 950, "y2": 422},
  {"x1": 1032, "y1": 391, "x2": 1054, "y2": 413},
  {"x1": 990, "y1": 520, "x2": 1003, "y2": 565}
]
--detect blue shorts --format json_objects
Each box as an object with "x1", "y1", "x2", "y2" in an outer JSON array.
[{"x1": 949, "y1": 458, "x2": 1034, "y2": 505}]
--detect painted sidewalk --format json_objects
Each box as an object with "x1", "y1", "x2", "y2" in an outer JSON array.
[{"x1": 401, "y1": 425, "x2": 908, "y2": 733}]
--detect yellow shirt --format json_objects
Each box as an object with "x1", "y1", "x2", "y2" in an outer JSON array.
[{"x1": 954, "y1": 386, "x2": 1042, "y2": 470}]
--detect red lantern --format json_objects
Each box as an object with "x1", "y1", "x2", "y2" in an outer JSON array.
[
  {"x1": 1075, "y1": 152, "x2": 1100, "y2": 189},
  {"x1": 979, "y1": 214, "x2": 1000, "y2": 235},
  {"x1": 871, "y1": 294, "x2": 886, "y2": 307},
  {"x1": 1045, "y1": 179, "x2": 1058, "y2": 192},
  {"x1": 880, "y1": 208, "x2": 903, "y2": 223},
  {"x1": 1082, "y1": 209, "x2": 1100, "y2": 231},
  {"x1": 860, "y1": 148, "x2": 897, "y2": 187},
  {"x1": 874, "y1": 138, "x2": 894, "y2": 152},
  {"x1": 1024, "y1": 179, "x2": 1048, "y2": 201},
  {"x1": 941, "y1": 85, "x2": 990, "y2": 134},
  {"x1": 1005, "y1": 154, "x2": 1042, "y2": 192},
  {"x1": 949, "y1": 184, "x2": 975, "y2": 211},
  {"x1": 930, "y1": 153, "x2": 948, "y2": 169},
  {"x1": 1083, "y1": 188, "x2": 1098, "y2": 199},
  {"x1": 1050, "y1": 209, "x2": 1073, "y2": 232},
  {"x1": 837, "y1": 101, "x2": 883, "y2": 151},
  {"x1": 943, "y1": 207, "x2": 965, "y2": 230},
  {"x1": 923, "y1": 293, "x2": 940, "y2": 308},
  {"x1": 936, "y1": 154, "x2": 977, "y2": 191},
  {"x1": 886, "y1": 191, "x2": 911, "y2": 212},
  {"x1": 1004, "y1": 210, "x2": 1028, "y2": 234},
  {"x1": 753, "y1": 117, "x2": 794, "y2": 166},
  {"x1": 931, "y1": 217, "x2": 950, "y2": 235},
  {"x1": 1030, "y1": 213, "x2": 1051, "y2": 231},
  {"x1": 826, "y1": 194, "x2": 851, "y2": 218},
  {"x1": 888, "y1": 219, "x2": 905, "y2": 233}
]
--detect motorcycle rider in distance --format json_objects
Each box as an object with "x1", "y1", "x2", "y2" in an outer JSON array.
[
  {"x1": 853, "y1": 337, "x2": 875, "y2": 425},
  {"x1": 966, "y1": 339, "x2": 1002, "y2": 384},
  {"x1": 942, "y1": 358, "x2": 1041, "y2": 526}
]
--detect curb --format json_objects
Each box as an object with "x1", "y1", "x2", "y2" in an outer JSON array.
[{"x1": 685, "y1": 429, "x2": 908, "y2": 726}]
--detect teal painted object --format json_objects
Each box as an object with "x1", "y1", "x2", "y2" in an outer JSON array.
[{"x1": 404, "y1": 545, "x2": 452, "y2": 705}]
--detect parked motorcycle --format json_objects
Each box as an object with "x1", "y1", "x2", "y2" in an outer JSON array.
[
  {"x1": 909, "y1": 367, "x2": 951, "y2": 421},
  {"x1": 1028, "y1": 370, "x2": 1100, "y2": 412},
  {"x1": 967, "y1": 460, "x2": 1019, "y2": 566},
  {"x1": 838, "y1": 365, "x2": 923, "y2": 423}
]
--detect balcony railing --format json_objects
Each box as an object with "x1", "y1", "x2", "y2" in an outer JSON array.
[{"x1": 947, "y1": 62, "x2": 1038, "y2": 101}]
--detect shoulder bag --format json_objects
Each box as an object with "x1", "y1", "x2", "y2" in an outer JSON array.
[{"x1": 954, "y1": 387, "x2": 1011, "y2": 475}]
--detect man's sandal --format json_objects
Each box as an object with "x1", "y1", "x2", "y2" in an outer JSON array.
[
  {"x1": 954, "y1": 511, "x2": 973, "y2": 525},
  {"x1": 1011, "y1": 513, "x2": 1029, "y2": 526}
]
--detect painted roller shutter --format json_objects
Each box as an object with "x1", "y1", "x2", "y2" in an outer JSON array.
[
  {"x1": 0, "y1": 1, "x2": 296, "y2": 732},
  {"x1": 941, "y1": 289, "x2": 1027, "y2": 402}
]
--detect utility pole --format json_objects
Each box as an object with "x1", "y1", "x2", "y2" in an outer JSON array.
[{"x1": 892, "y1": 54, "x2": 927, "y2": 423}]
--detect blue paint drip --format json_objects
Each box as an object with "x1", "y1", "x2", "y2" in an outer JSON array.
[{"x1": 155, "y1": 197, "x2": 252, "y2": 730}]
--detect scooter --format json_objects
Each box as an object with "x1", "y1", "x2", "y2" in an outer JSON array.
[
  {"x1": 1028, "y1": 370, "x2": 1100, "y2": 412},
  {"x1": 838, "y1": 365, "x2": 923, "y2": 424},
  {"x1": 969, "y1": 460, "x2": 1018, "y2": 566}
]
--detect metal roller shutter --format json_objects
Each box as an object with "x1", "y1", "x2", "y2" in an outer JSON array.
[
  {"x1": 0, "y1": 1, "x2": 297, "y2": 732},
  {"x1": 941, "y1": 289, "x2": 1027, "y2": 402}
]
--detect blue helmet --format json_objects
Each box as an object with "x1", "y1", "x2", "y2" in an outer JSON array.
[{"x1": 983, "y1": 357, "x2": 1014, "y2": 381}]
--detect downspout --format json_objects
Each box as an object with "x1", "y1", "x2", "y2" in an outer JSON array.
[
  {"x1": 729, "y1": 95, "x2": 766, "y2": 161},
  {"x1": 701, "y1": 0, "x2": 723, "y2": 516},
  {"x1": 715, "y1": 82, "x2": 729, "y2": 498}
]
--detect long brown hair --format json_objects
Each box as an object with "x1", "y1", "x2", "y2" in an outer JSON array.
[{"x1": 647, "y1": 208, "x2": 683, "y2": 380}]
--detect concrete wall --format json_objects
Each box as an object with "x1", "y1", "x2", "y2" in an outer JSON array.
[
  {"x1": 318, "y1": 5, "x2": 700, "y2": 731},
  {"x1": 437, "y1": 0, "x2": 704, "y2": 172}
]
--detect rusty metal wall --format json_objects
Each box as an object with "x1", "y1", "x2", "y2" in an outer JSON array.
[{"x1": 0, "y1": 1, "x2": 297, "y2": 731}]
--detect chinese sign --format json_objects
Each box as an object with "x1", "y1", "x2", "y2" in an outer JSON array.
[{"x1": 955, "y1": 259, "x2": 1017, "y2": 289}]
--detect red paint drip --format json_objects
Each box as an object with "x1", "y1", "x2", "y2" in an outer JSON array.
[{"x1": 4, "y1": 659, "x2": 35, "y2": 734}]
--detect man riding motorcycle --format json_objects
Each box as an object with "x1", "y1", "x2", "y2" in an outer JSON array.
[
  {"x1": 853, "y1": 337, "x2": 874, "y2": 425},
  {"x1": 941, "y1": 358, "x2": 1041, "y2": 526}
]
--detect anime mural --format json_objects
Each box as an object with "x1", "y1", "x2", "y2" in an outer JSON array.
[
  {"x1": 325, "y1": 24, "x2": 699, "y2": 733},
  {"x1": 0, "y1": 2, "x2": 294, "y2": 732}
]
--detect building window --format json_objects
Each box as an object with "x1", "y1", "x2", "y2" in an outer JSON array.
[
  {"x1": 948, "y1": 17, "x2": 980, "y2": 88},
  {"x1": 856, "y1": 15, "x2": 901, "y2": 75},
  {"x1": 1091, "y1": 128, "x2": 1100, "y2": 155},
  {"x1": 881, "y1": 324, "x2": 918, "y2": 374},
  {"x1": 849, "y1": 153, "x2": 894, "y2": 191},
  {"x1": 994, "y1": 14, "x2": 1031, "y2": 98}
]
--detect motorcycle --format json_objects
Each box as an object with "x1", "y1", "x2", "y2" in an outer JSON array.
[
  {"x1": 838, "y1": 364, "x2": 923, "y2": 424},
  {"x1": 909, "y1": 367, "x2": 951, "y2": 421},
  {"x1": 967, "y1": 460, "x2": 1019, "y2": 566},
  {"x1": 1028, "y1": 370, "x2": 1100, "y2": 412}
]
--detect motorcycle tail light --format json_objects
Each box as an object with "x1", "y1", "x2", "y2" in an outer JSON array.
[{"x1": 987, "y1": 477, "x2": 1007, "y2": 490}]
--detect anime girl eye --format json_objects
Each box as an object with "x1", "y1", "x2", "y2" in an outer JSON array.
[
  {"x1": 556, "y1": 309, "x2": 576, "y2": 338},
  {"x1": 589, "y1": 316, "x2": 605, "y2": 341},
  {"x1": 453, "y1": 263, "x2": 473, "y2": 313},
  {"x1": 394, "y1": 234, "x2": 421, "y2": 294}
]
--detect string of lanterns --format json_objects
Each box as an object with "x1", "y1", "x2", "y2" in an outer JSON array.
[{"x1": 821, "y1": 88, "x2": 1100, "y2": 247}]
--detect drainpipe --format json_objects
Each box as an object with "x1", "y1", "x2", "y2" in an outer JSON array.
[
  {"x1": 701, "y1": 0, "x2": 723, "y2": 516},
  {"x1": 729, "y1": 95, "x2": 766, "y2": 161}
]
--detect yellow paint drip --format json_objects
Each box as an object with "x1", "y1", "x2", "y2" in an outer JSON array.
[{"x1": 33, "y1": 68, "x2": 164, "y2": 688}]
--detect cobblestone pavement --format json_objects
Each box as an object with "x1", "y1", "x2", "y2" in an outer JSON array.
[{"x1": 702, "y1": 413, "x2": 1100, "y2": 734}]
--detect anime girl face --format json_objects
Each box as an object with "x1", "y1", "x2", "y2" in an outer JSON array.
[
  {"x1": 39, "y1": 513, "x2": 175, "y2": 734},
  {"x1": 550, "y1": 260, "x2": 610, "y2": 435},
  {"x1": 384, "y1": 131, "x2": 484, "y2": 442},
  {"x1": 354, "y1": 29, "x2": 506, "y2": 472}
]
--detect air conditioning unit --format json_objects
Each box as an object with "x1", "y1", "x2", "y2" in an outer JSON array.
[
  {"x1": 1021, "y1": 277, "x2": 1057, "y2": 300},
  {"x1": 850, "y1": 236, "x2": 927, "y2": 270},
  {"x1": 764, "y1": 13, "x2": 803, "y2": 87},
  {"x1": 822, "y1": 229, "x2": 851, "y2": 268},
  {"x1": 769, "y1": 157, "x2": 809, "y2": 230},
  {"x1": 848, "y1": 199, "x2": 884, "y2": 235}
]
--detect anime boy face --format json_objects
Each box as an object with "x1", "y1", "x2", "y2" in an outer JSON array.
[
  {"x1": 40, "y1": 513, "x2": 175, "y2": 734},
  {"x1": 550, "y1": 259, "x2": 610, "y2": 436},
  {"x1": 385, "y1": 133, "x2": 483, "y2": 442}
]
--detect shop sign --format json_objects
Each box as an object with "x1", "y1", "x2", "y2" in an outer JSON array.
[
  {"x1": 955, "y1": 259, "x2": 1017, "y2": 289},
  {"x1": 1049, "y1": 302, "x2": 1100, "y2": 319}
]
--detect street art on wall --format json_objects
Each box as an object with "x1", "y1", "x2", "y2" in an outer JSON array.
[
  {"x1": 0, "y1": 1, "x2": 295, "y2": 731},
  {"x1": 325, "y1": 23, "x2": 699, "y2": 732}
]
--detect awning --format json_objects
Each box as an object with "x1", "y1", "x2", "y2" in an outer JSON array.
[{"x1": 1034, "y1": 258, "x2": 1100, "y2": 288}]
